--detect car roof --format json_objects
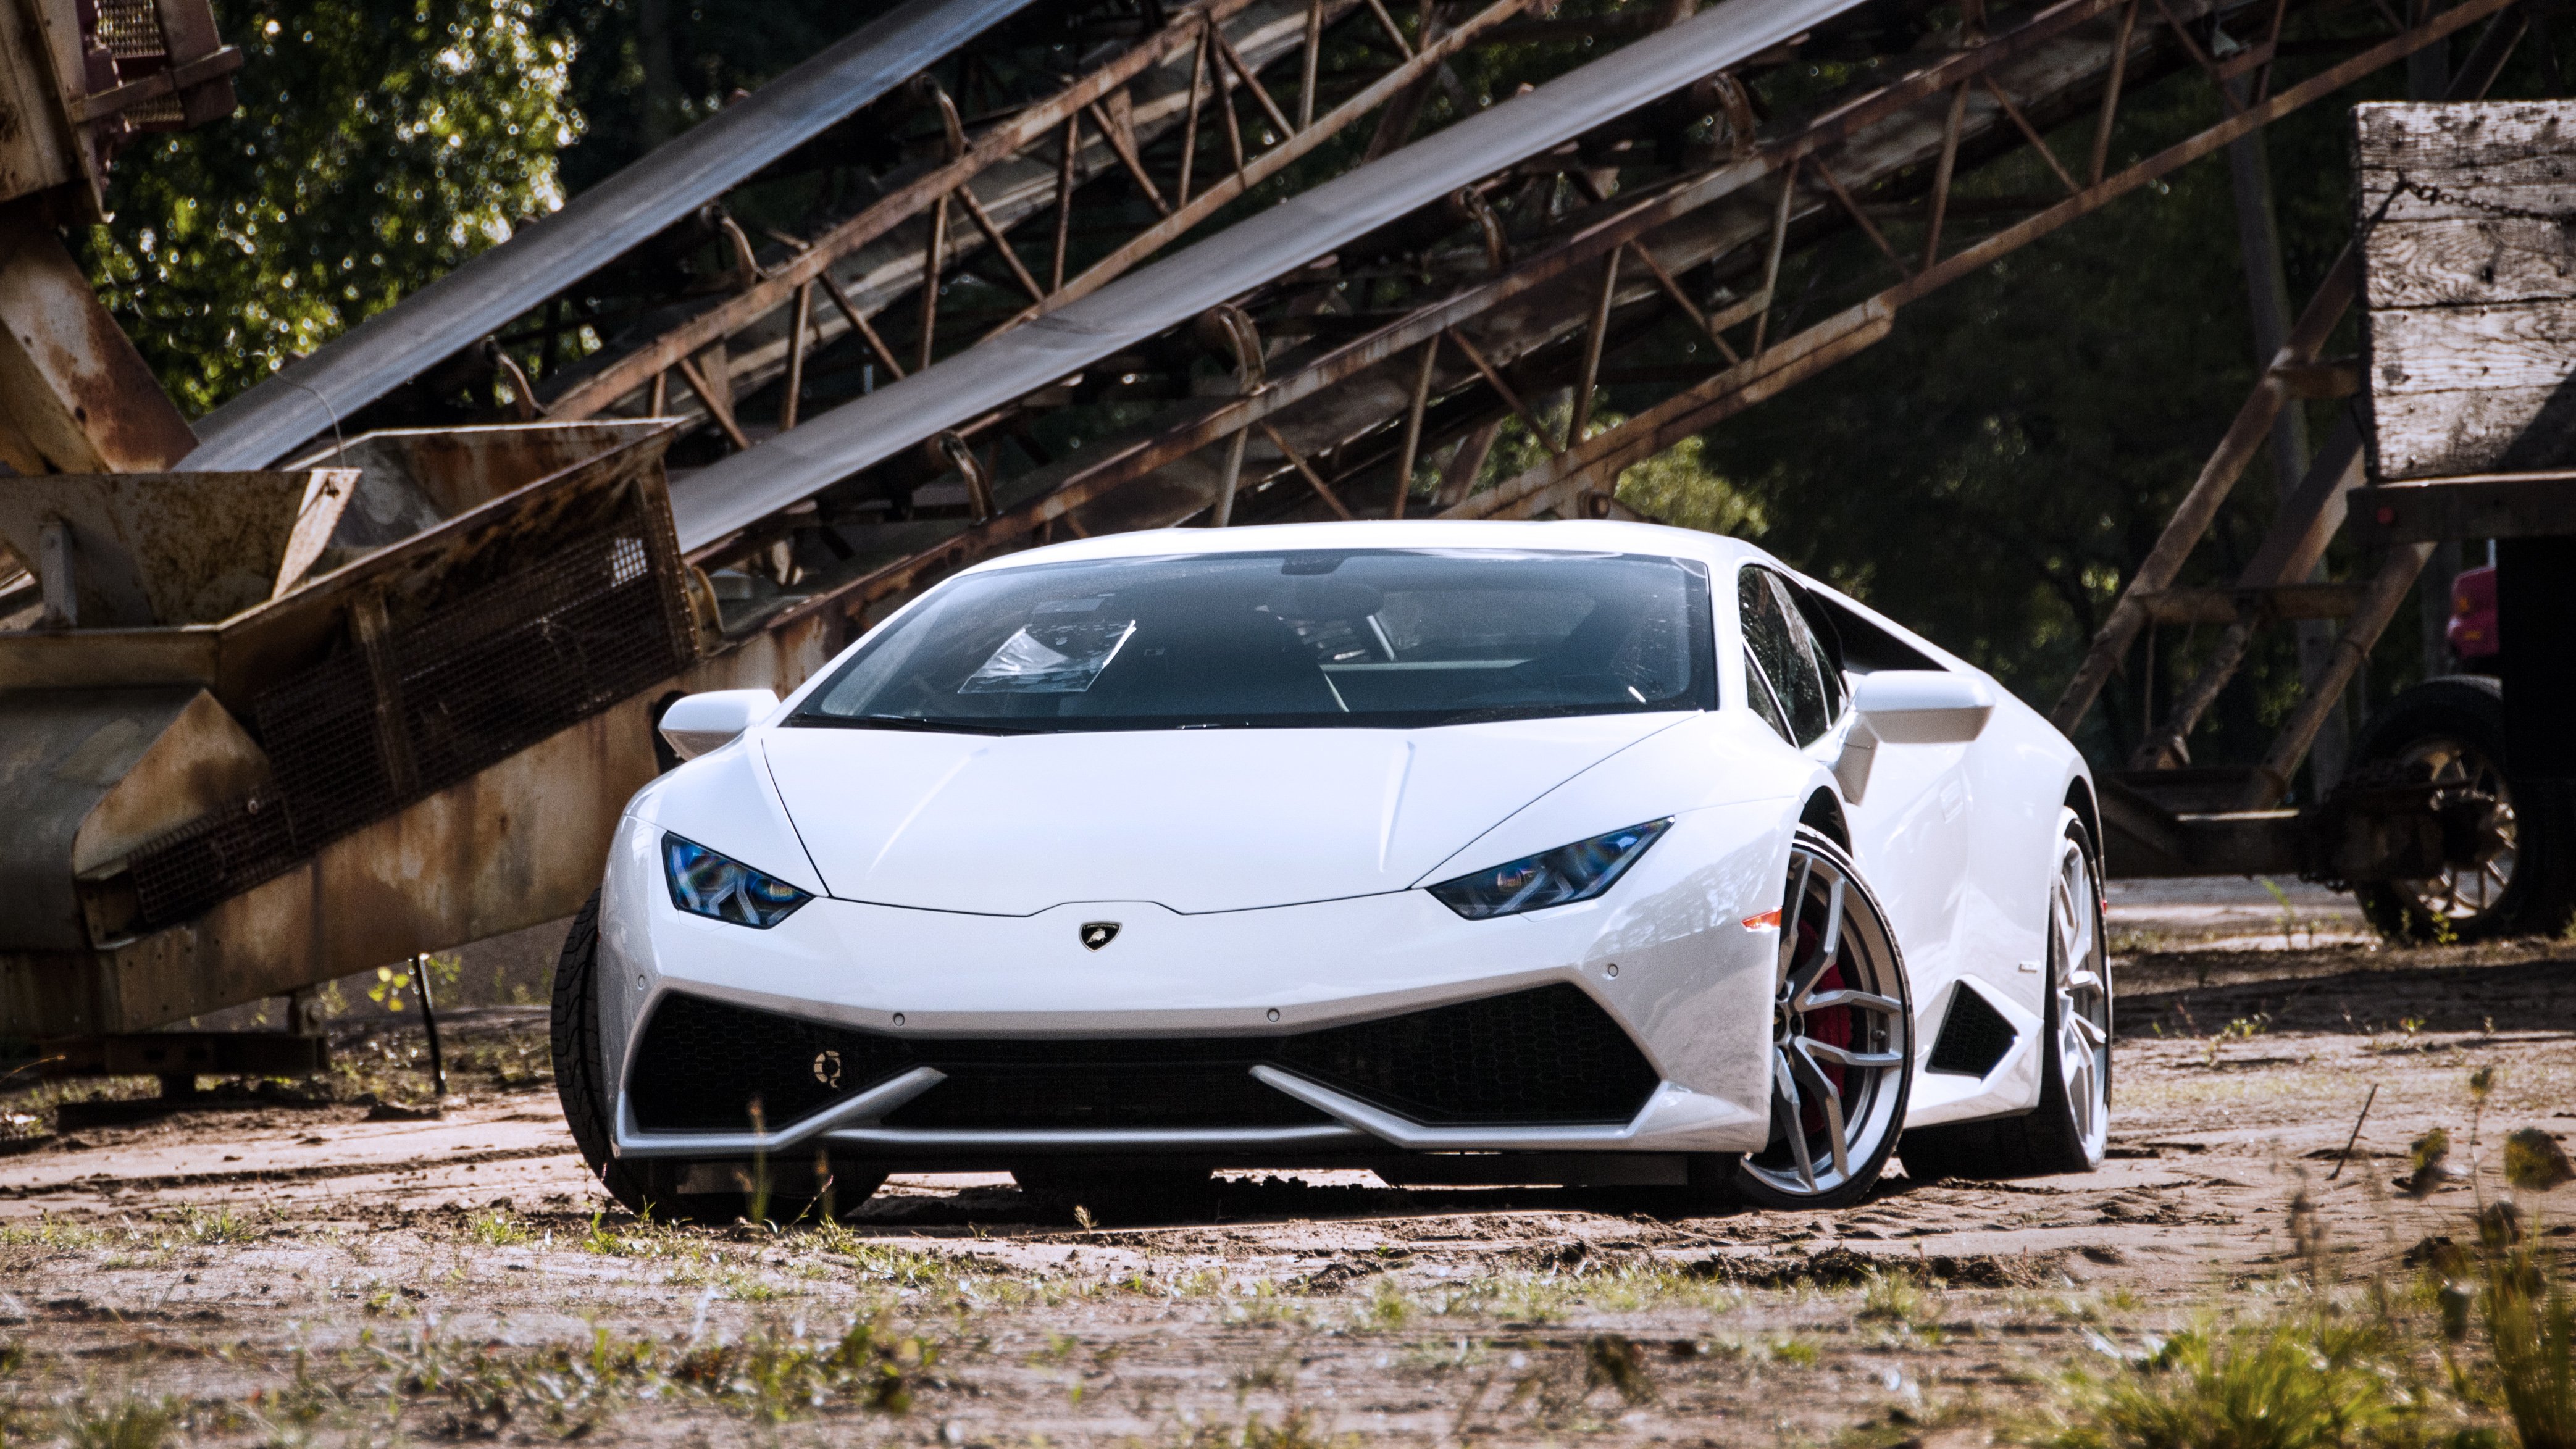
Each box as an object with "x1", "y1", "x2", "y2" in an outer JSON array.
[{"x1": 953, "y1": 519, "x2": 1775, "y2": 576}]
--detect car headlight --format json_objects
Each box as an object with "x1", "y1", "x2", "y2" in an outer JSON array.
[
  {"x1": 663, "y1": 833, "x2": 813, "y2": 928},
  {"x1": 1426, "y1": 819, "x2": 1672, "y2": 920}
]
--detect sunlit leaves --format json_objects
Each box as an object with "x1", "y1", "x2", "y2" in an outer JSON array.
[{"x1": 78, "y1": 0, "x2": 578, "y2": 415}]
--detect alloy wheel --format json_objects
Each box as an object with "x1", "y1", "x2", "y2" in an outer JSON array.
[
  {"x1": 2052, "y1": 830, "x2": 2111, "y2": 1161},
  {"x1": 1740, "y1": 838, "x2": 1912, "y2": 1201}
]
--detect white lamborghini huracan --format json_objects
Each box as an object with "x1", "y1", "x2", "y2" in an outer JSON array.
[{"x1": 551, "y1": 520, "x2": 2110, "y2": 1219}]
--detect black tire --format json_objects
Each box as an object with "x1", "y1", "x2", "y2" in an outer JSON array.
[
  {"x1": 551, "y1": 888, "x2": 890, "y2": 1223},
  {"x1": 1901, "y1": 812, "x2": 2111, "y2": 1182},
  {"x1": 1724, "y1": 827, "x2": 1915, "y2": 1211},
  {"x1": 552, "y1": 888, "x2": 663, "y2": 1215},
  {"x1": 1012, "y1": 1163, "x2": 1216, "y2": 1224},
  {"x1": 2350, "y1": 676, "x2": 2575, "y2": 943}
]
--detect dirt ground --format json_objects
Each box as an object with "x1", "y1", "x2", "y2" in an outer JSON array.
[{"x1": 0, "y1": 913, "x2": 2569, "y2": 1447}]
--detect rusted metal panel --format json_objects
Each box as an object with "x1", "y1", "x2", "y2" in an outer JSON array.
[
  {"x1": 0, "y1": 687, "x2": 267, "y2": 951},
  {"x1": 0, "y1": 204, "x2": 199, "y2": 472},
  {"x1": 0, "y1": 422, "x2": 680, "y2": 714},
  {"x1": 0, "y1": 1, "x2": 84, "y2": 209},
  {"x1": 0, "y1": 470, "x2": 356, "y2": 627},
  {"x1": 0, "y1": 614, "x2": 834, "y2": 1037}
]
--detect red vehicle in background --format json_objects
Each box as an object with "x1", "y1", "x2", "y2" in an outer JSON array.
[{"x1": 2447, "y1": 564, "x2": 2499, "y2": 665}]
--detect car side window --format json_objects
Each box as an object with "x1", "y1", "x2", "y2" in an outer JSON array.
[
  {"x1": 1739, "y1": 566, "x2": 1832, "y2": 745},
  {"x1": 1743, "y1": 648, "x2": 1795, "y2": 743},
  {"x1": 1790, "y1": 587, "x2": 1848, "y2": 721}
]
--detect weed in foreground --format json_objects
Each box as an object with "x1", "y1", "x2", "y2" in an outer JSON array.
[
  {"x1": 57, "y1": 1395, "x2": 178, "y2": 1449},
  {"x1": 672, "y1": 1317, "x2": 936, "y2": 1419},
  {"x1": 463, "y1": 1209, "x2": 532, "y2": 1248},
  {"x1": 2466, "y1": 1234, "x2": 2574, "y2": 1449},
  {"x1": 2038, "y1": 1313, "x2": 2431, "y2": 1449}
]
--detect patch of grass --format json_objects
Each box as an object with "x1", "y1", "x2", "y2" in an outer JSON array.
[
  {"x1": 1364, "y1": 1277, "x2": 1411, "y2": 1329},
  {"x1": 1859, "y1": 1271, "x2": 1946, "y2": 1341},
  {"x1": 175, "y1": 1204, "x2": 261, "y2": 1245},
  {"x1": 57, "y1": 1395, "x2": 178, "y2": 1449},
  {"x1": 2038, "y1": 1307, "x2": 2449, "y2": 1449},
  {"x1": 0, "y1": 1213, "x2": 104, "y2": 1251},
  {"x1": 463, "y1": 1209, "x2": 532, "y2": 1247},
  {"x1": 362, "y1": 1314, "x2": 937, "y2": 1432},
  {"x1": 671, "y1": 1316, "x2": 935, "y2": 1420}
]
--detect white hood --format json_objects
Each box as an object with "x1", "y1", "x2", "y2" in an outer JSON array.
[{"x1": 759, "y1": 715, "x2": 1688, "y2": 915}]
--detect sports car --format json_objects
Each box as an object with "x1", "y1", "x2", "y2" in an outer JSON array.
[{"x1": 551, "y1": 520, "x2": 2110, "y2": 1218}]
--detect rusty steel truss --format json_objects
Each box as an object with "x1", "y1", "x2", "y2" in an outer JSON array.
[{"x1": 680, "y1": 0, "x2": 2512, "y2": 633}]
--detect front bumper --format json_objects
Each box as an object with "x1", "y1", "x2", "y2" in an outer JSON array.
[{"x1": 592, "y1": 800, "x2": 1787, "y2": 1166}]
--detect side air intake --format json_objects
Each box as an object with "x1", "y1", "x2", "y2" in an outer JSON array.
[{"x1": 1925, "y1": 983, "x2": 2017, "y2": 1077}]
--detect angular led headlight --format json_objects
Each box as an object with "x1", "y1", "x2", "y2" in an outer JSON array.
[
  {"x1": 1426, "y1": 819, "x2": 1672, "y2": 920},
  {"x1": 663, "y1": 833, "x2": 813, "y2": 928}
]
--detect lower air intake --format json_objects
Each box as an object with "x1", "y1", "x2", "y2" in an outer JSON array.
[
  {"x1": 1276, "y1": 983, "x2": 1659, "y2": 1125},
  {"x1": 624, "y1": 983, "x2": 1660, "y2": 1134},
  {"x1": 627, "y1": 993, "x2": 916, "y2": 1132}
]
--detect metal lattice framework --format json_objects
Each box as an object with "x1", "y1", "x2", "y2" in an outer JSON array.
[
  {"x1": 490, "y1": 0, "x2": 1722, "y2": 449},
  {"x1": 681, "y1": 0, "x2": 2514, "y2": 671}
]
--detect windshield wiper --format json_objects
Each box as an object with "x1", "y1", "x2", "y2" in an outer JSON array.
[{"x1": 793, "y1": 713, "x2": 1039, "y2": 736}]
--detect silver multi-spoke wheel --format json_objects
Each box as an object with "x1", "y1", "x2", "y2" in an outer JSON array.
[
  {"x1": 1734, "y1": 830, "x2": 1913, "y2": 1209},
  {"x1": 2051, "y1": 823, "x2": 2111, "y2": 1166}
]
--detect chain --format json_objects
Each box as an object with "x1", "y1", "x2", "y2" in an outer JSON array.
[{"x1": 2368, "y1": 172, "x2": 2576, "y2": 228}]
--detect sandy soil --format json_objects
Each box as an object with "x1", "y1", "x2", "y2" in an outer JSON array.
[{"x1": 0, "y1": 933, "x2": 2569, "y2": 1446}]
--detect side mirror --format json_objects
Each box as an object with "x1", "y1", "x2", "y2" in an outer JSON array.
[
  {"x1": 658, "y1": 688, "x2": 780, "y2": 761},
  {"x1": 1831, "y1": 672, "x2": 1993, "y2": 806},
  {"x1": 1854, "y1": 670, "x2": 1993, "y2": 743}
]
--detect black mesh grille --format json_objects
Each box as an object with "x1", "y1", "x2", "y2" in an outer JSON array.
[
  {"x1": 882, "y1": 1038, "x2": 1330, "y2": 1129},
  {"x1": 1927, "y1": 983, "x2": 2017, "y2": 1077},
  {"x1": 125, "y1": 522, "x2": 689, "y2": 931},
  {"x1": 1277, "y1": 983, "x2": 1659, "y2": 1125},
  {"x1": 630, "y1": 993, "x2": 917, "y2": 1132},
  {"x1": 626, "y1": 985, "x2": 1659, "y2": 1135}
]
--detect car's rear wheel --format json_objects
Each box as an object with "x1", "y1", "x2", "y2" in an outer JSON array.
[
  {"x1": 1901, "y1": 812, "x2": 2111, "y2": 1180},
  {"x1": 1726, "y1": 829, "x2": 1914, "y2": 1211},
  {"x1": 551, "y1": 888, "x2": 888, "y2": 1222}
]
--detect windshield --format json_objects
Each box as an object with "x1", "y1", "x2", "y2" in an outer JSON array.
[{"x1": 794, "y1": 548, "x2": 1715, "y2": 733}]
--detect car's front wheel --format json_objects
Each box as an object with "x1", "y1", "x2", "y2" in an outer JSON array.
[
  {"x1": 551, "y1": 887, "x2": 888, "y2": 1222},
  {"x1": 1724, "y1": 828, "x2": 1915, "y2": 1211}
]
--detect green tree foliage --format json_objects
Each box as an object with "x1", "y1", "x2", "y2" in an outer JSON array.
[{"x1": 79, "y1": 0, "x2": 578, "y2": 416}]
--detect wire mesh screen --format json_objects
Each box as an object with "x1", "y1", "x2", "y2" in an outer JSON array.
[
  {"x1": 128, "y1": 793, "x2": 298, "y2": 930},
  {"x1": 126, "y1": 515, "x2": 690, "y2": 930},
  {"x1": 257, "y1": 651, "x2": 398, "y2": 848},
  {"x1": 398, "y1": 532, "x2": 670, "y2": 796}
]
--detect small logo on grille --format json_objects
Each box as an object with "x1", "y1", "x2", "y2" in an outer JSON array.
[
  {"x1": 811, "y1": 1050, "x2": 842, "y2": 1088},
  {"x1": 1080, "y1": 921, "x2": 1120, "y2": 951}
]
